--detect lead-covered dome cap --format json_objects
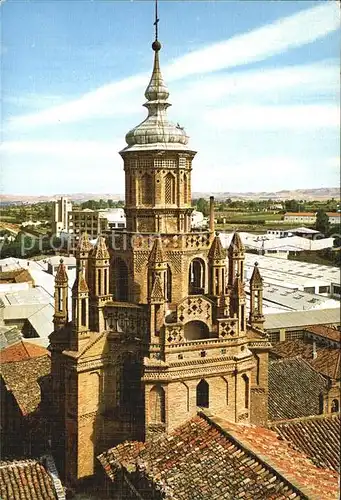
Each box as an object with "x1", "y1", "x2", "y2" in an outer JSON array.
[{"x1": 122, "y1": 41, "x2": 190, "y2": 151}]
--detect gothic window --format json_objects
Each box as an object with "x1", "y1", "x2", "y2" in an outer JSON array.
[
  {"x1": 113, "y1": 258, "x2": 128, "y2": 301},
  {"x1": 255, "y1": 355, "x2": 260, "y2": 385},
  {"x1": 242, "y1": 374, "x2": 249, "y2": 409},
  {"x1": 165, "y1": 173, "x2": 176, "y2": 204},
  {"x1": 226, "y1": 381, "x2": 229, "y2": 405},
  {"x1": 196, "y1": 379, "x2": 209, "y2": 408},
  {"x1": 331, "y1": 399, "x2": 339, "y2": 413},
  {"x1": 140, "y1": 173, "x2": 153, "y2": 205},
  {"x1": 149, "y1": 385, "x2": 166, "y2": 423},
  {"x1": 241, "y1": 304, "x2": 245, "y2": 331},
  {"x1": 189, "y1": 258, "x2": 205, "y2": 294}
]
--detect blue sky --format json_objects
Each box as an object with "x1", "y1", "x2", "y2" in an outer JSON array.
[{"x1": 1, "y1": 0, "x2": 340, "y2": 196}]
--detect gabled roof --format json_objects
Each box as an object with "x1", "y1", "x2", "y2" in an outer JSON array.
[
  {"x1": 270, "y1": 413, "x2": 341, "y2": 472},
  {"x1": 0, "y1": 341, "x2": 49, "y2": 363},
  {"x1": 269, "y1": 357, "x2": 328, "y2": 421},
  {"x1": 228, "y1": 231, "x2": 244, "y2": 254},
  {"x1": 0, "y1": 458, "x2": 58, "y2": 499},
  {"x1": 72, "y1": 267, "x2": 88, "y2": 294},
  {"x1": 0, "y1": 355, "x2": 51, "y2": 416},
  {"x1": 90, "y1": 236, "x2": 109, "y2": 260},
  {"x1": 270, "y1": 340, "x2": 341, "y2": 381},
  {"x1": 98, "y1": 413, "x2": 339, "y2": 500},
  {"x1": 250, "y1": 262, "x2": 262, "y2": 287},
  {"x1": 148, "y1": 237, "x2": 165, "y2": 264},
  {"x1": 304, "y1": 324, "x2": 341, "y2": 343},
  {"x1": 208, "y1": 234, "x2": 226, "y2": 260},
  {"x1": 76, "y1": 232, "x2": 93, "y2": 253},
  {"x1": 54, "y1": 260, "x2": 68, "y2": 285}
]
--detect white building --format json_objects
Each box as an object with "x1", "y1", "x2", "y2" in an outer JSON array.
[
  {"x1": 52, "y1": 196, "x2": 72, "y2": 236},
  {"x1": 99, "y1": 208, "x2": 126, "y2": 230},
  {"x1": 191, "y1": 210, "x2": 207, "y2": 229}
]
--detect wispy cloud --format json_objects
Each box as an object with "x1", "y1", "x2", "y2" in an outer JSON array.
[
  {"x1": 165, "y1": 3, "x2": 340, "y2": 79},
  {"x1": 7, "y1": 3, "x2": 340, "y2": 130},
  {"x1": 204, "y1": 104, "x2": 340, "y2": 130}
]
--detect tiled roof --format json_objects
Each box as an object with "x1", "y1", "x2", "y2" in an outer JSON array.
[
  {"x1": 0, "y1": 459, "x2": 57, "y2": 499},
  {"x1": 0, "y1": 269, "x2": 33, "y2": 284},
  {"x1": 270, "y1": 340, "x2": 341, "y2": 381},
  {"x1": 98, "y1": 414, "x2": 339, "y2": 500},
  {"x1": 0, "y1": 355, "x2": 51, "y2": 415},
  {"x1": 0, "y1": 341, "x2": 50, "y2": 363},
  {"x1": 270, "y1": 413, "x2": 341, "y2": 472},
  {"x1": 269, "y1": 357, "x2": 328, "y2": 421},
  {"x1": 304, "y1": 325, "x2": 341, "y2": 343}
]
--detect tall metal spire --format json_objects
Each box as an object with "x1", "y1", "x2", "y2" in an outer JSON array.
[
  {"x1": 154, "y1": 0, "x2": 159, "y2": 43},
  {"x1": 121, "y1": 0, "x2": 190, "y2": 152}
]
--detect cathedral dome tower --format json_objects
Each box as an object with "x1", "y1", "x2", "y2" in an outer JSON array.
[{"x1": 120, "y1": 7, "x2": 196, "y2": 234}]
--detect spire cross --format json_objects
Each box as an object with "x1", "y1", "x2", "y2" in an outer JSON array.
[{"x1": 154, "y1": 0, "x2": 159, "y2": 41}]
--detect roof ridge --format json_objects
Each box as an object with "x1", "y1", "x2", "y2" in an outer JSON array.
[{"x1": 269, "y1": 412, "x2": 340, "y2": 427}]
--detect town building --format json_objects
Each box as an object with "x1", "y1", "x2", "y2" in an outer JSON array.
[
  {"x1": 284, "y1": 211, "x2": 341, "y2": 225},
  {"x1": 49, "y1": 27, "x2": 270, "y2": 486},
  {"x1": 67, "y1": 208, "x2": 108, "y2": 239},
  {"x1": 52, "y1": 197, "x2": 72, "y2": 237}
]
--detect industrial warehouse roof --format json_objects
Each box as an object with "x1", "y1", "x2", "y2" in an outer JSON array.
[
  {"x1": 244, "y1": 253, "x2": 340, "y2": 286},
  {"x1": 264, "y1": 308, "x2": 341, "y2": 330},
  {"x1": 98, "y1": 413, "x2": 339, "y2": 500}
]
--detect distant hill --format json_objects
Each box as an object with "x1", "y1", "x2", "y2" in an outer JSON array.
[{"x1": 1, "y1": 187, "x2": 339, "y2": 205}]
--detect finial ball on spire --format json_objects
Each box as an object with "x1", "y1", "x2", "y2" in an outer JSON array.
[{"x1": 152, "y1": 40, "x2": 161, "y2": 51}]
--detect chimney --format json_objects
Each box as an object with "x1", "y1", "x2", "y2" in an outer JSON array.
[
  {"x1": 209, "y1": 196, "x2": 215, "y2": 233},
  {"x1": 312, "y1": 341, "x2": 317, "y2": 360}
]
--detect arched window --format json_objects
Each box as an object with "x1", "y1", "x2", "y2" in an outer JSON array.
[
  {"x1": 165, "y1": 265, "x2": 172, "y2": 302},
  {"x1": 140, "y1": 173, "x2": 153, "y2": 205},
  {"x1": 184, "y1": 320, "x2": 209, "y2": 341},
  {"x1": 331, "y1": 399, "x2": 339, "y2": 413},
  {"x1": 196, "y1": 379, "x2": 209, "y2": 408},
  {"x1": 189, "y1": 258, "x2": 205, "y2": 294},
  {"x1": 165, "y1": 173, "x2": 175, "y2": 204},
  {"x1": 113, "y1": 258, "x2": 128, "y2": 301},
  {"x1": 242, "y1": 374, "x2": 249, "y2": 409},
  {"x1": 150, "y1": 385, "x2": 166, "y2": 423}
]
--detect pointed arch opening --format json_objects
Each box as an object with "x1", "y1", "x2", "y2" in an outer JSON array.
[
  {"x1": 140, "y1": 173, "x2": 153, "y2": 205},
  {"x1": 189, "y1": 258, "x2": 205, "y2": 295},
  {"x1": 165, "y1": 172, "x2": 176, "y2": 204},
  {"x1": 150, "y1": 385, "x2": 166, "y2": 423},
  {"x1": 196, "y1": 379, "x2": 209, "y2": 408},
  {"x1": 113, "y1": 258, "x2": 128, "y2": 301}
]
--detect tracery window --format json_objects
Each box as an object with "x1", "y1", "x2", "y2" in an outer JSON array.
[{"x1": 165, "y1": 173, "x2": 175, "y2": 204}]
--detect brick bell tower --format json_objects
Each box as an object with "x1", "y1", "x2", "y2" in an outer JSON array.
[{"x1": 50, "y1": 1, "x2": 270, "y2": 486}]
